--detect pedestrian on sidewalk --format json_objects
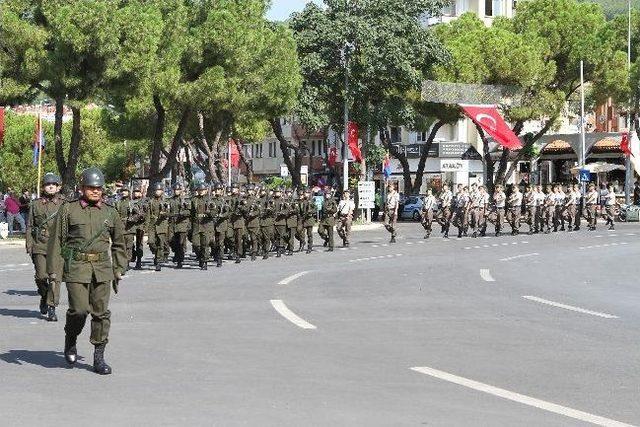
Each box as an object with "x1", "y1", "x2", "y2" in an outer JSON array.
[{"x1": 5, "y1": 191, "x2": 26, "y2": 234}]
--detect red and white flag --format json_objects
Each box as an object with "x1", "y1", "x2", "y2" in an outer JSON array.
[
  {"x1": 461, "y1": 104, "x2": 522, "y2": 150},
  {"x1": 229, "y1": 139, "x2": 240, "y2": 168},
  {"x1": 347, "y1": 121, "x2": 363, "y2": 162}
]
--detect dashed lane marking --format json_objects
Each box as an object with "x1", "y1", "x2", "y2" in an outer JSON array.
[
  {"x1": 500, "y1": 253, "x2": 539, "y2": 262},
  {"x1": 270, "y1": 300, "x2": 316, "y2": 330},
  {"x1": 277, "y1": 271, "x2": 309, "y2": 286},
  {"x1": 480, "y1": 269, "x2": 495, "y2": 282},
  {"x1": 522, "y1": 296, "x2": 619, "y2": 319},
  {"x1": 410, "y1": 366, "x2": 634, "y2": 427},
  {"x1": 1, "y1": 263, "x2": 30, "y2": 268},
  {"x1": 349, "y1": 254, "x2": 403, "y2": 263},
  {"x1": 0, "y1": 267, "x2": 31, "y2": 273},
  {"x1": 579, "y1": 242, "x2": 628, "y2": 250}
]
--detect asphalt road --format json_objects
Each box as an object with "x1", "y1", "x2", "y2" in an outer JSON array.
[{"x1": 1, "y1": 222, "x2": 639, "y2": 426}]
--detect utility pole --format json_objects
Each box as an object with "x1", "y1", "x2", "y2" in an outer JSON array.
[
  {"x1": 625, "y1": 0, "x2": 633, "y2": 203},
  {"x1": 580, "y1": 61, "x2": 586, "y2": 172},
  {"x1": 343, "y1": 47, "x2": 350, "y2": 193}
]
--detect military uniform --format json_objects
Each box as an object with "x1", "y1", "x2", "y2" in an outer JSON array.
[
  {"x1": 337, "y1": 195, "x2": 355, "y2": 247},
  {"x1": 493, "y1": 189, "x2": 506, "y2": 236},
  {"x1": 585, "y1": 187, "x2": 599, "y2": 230},
  {"x1": 298, "y1": 192, "x2": 316, "y2": 253},
  {"x1": 285, "y1": 193, "x2": 299, "y2": 255},
  {"x1": 259, "y1": 192, "x2": 276, "y2": 259},
  {"x1": 273, "y1": 191, "x2": 288, "y2": 257},
  {"x1": 229, "y1": 191, "x2": 247, "y2": 263},
  {"x1": 26, "y1": 173, "x2": 64, "y2": 320},
  {"x1": 168, "y1": 188, "x2": 191, "y2": 268},
  {"x1": 191, "y1": 185, "x2": 214, "y2": 269},
  {"x1": 524, "y1": 189, "x2": 537, "y2": 234},
  {"x1": 506, "y1": 189, "x2": 522, "y2": 235},
  {"x1": 421, "y1": 193, "x2": 437, "y2": 238},
  {"x1": 147, "y1": 189, "x2": 170, "y2": 271},
  {"x1": 384, "y1": 189, "x2": 400, "y2": 242},
  {"x1": 47, "y1": 167, "x2": 126, "y2": 375},
  {"x1": 114, "y1": 190, "x2": 139, "y2": 269},
  {"x1": 439, "y1": 189, "x2": 453, "y2": 237},
  {"x1": 130, "y1": 188, "x2": 147, "y2": 269},
  {"x1": 244, "y1": 190, "x2": 262, "y2": 260},
  {"x1": 318, "y1": 194, "x2": 337, "y2": 250},
  {"x1": 212, "y1": 189, "x2": 231, "y2": 267}
]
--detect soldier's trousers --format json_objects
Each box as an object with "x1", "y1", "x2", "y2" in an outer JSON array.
[
  {"x1": 605, "y1": 205, "x2": 615, "y2": 225},
  {"x1": 586, "y1": 205, "x2": 597, "y2": 228},
  {"x1": 543, "y1": 207, "x2": 555, "y2": 231},
  {"x1": 65, "y1": 279, "x2": 111, "y2": 345},
  {"x1": 421, "y1": 210, "x2": 434, "y2": 236},
  {"x1": 470, "y1": 208, "x2": 486, "y2": 234},
  {"x1": 525, "y1": 206, "x2": 537, "y2": 232},
  {"x1": 247, "y1": 227, "x2": 261, "y2": 255},
  {"x1": 495, "y1": 208, "x2": 505, "y2": 234},
  {"x1": 233, "y1": 227, "x2": 244, "y2": 256},
  {"x1": 134, "y1": 229, "x2": 144, "y2": 262},
  {"x1": 171, "y1": 231, "x2": 187, "y2": 263},
  {"x1": 440, "y1": 207, "x2": 452, "y2": 234},
  {"x1": 260, "y1": 225, "x2": 275, "y2": 253},
  {"x1": 275, "y1": 225, "x2": 288, "y2": 249},
  {"x1": 31, "y1": 253, "x2": 60, "y2": 307},
  {"x1": 555, "y1": 206, "x2": 565, "y2": 229},
  {"x1": 287, "y1": 226, "x2": 297, "y2": 251},
  {"x1": 193, "y1": 231, "x2": 212, "y2": 261},
  {"x1": 535, "y1": 206, "x2": 544, "y2": 232},
  {"x1": 384, "y1": 212, "x2": 397, "y2": 238},
  {"x1": 451, "y1": 209, "x2": 468, "y2": 234},
  {"x1": 300, "y1": 225, "x2": 313, "y2": 248},
  {"x1": 149, "y1": 231, "x2": 168, "y2": 262},
  {"x1": 337, "y1": 216, "x2": 352, "y2": 244},
  {"x1": 214, "y1": 227, "x2": 228, "y2": 260},
  {"x1": 318, "y1": 224, "x2": 334, "y2": 248},
  {"x1": 565, "y1": 205, "x2": 576, "y2": 229},
  {"x1": 575, "y1": 204, "x2": 582, "y2": 229},
  {"x1": 123, "y1": 233, "x2": 135, "y2": 263},
  {"x1": 506, "y1": 208, "x2": 520, "y2": 232}
]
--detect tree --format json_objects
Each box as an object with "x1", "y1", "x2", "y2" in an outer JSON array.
[{"x1": 288, "y1": 0, "x2": 449, "y2": 191}]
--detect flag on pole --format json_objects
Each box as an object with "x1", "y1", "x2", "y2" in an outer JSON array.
[
  {"x1": 460, "y1": 104, "x2": 523, "y2": 150},
  {"x1": 628, "y1": 131, "x2": 640, "y2": 177},
  {"x1": 32, "y1": 114, "x2": 43, "y2": 166},
  {"x1": 347, "y1": 121, "x2": 363, "y2": 162},
  {"x1": 0, "y1": 107, "x2": 5, "y2": 146},
  {"x1": 620, "y1": 133, "x2": 633, "y2": 157},
  {"x1": 382, "y1": 153, "x2": 392, "y2": 179},
  {"x1": 229, "y1": 138, "x2": 240, "y2": 168}
]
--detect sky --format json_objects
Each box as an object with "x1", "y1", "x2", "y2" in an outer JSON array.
[{"x1": 266, "y1": 0, "x2": 323, "y2": 21}]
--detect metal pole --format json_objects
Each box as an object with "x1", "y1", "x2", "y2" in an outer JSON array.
[
  {"x1": 625, "y1": 0, "x2": 632, "y2": 204},
  {"x1": 36, "y1": 114, "x2": 43, "y2": 198},
  {"x1": 580, "y1": 61, "x2": 587, "y2": 195},
  {"x1": 227, "y1": 139, "x2": 232, "y2": 185},
  {"x1": 343, "y1": 51, "x2": 349, "y2": 193}
]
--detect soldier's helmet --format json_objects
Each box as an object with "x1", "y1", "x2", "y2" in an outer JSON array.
[
  {"x1": 152, "y1": 182, "x2": 164, "y2": 192},
  {"x1": 196, "y1": 182, "x2": 207, "y2": 191},
  {"x1": 214, "y1": 182, "x2": 223, "y2": 190},
  {"x1": 247, "y1": 184, "x2": 255, "y2": 191},
  {"x1": 42, "y1": 172, "x2": 61, "y2": 186},
  {"x1": 132, "y1": 183, "x2": 142, "y2": 192},
  {"x1": 173, "y1": 182, "x2": 184, "y2": 191},
  {"x1": 80, "y1": 167, "x2": 105, "y2": 187},
  {"x1": 119, "y1": 186, "x2": 131, "y2": 194}
]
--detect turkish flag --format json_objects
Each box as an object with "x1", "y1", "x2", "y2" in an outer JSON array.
[
  {"x1": 620, "y1": 133, "x2": 633, "y2": 157},
  {"x1": 328, "y1": 146, "x2": 338, "y2": 167},
  {"x1": 0, "y1": 107, "x2": 4, "y2": 146},
  {"x1": 229, "y1": 139, "x2": 240, "y2": 168},
  {"x1": 461, "y1": 104, "x2": 522, "y2": 150},
  {"x1": 347, "y1": 121, "x2": 363, "y2": 162}
]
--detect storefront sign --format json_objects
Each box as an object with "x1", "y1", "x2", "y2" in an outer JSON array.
[{"x1": 440, "y1": 159, "x2": 469, "y2": 172}]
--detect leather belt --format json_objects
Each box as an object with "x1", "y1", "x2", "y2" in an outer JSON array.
[{"x1": 74, "y1": 251, "x2": 108, "y2": 262}]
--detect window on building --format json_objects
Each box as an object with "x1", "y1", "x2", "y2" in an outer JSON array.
[
  {"x1": 268, "y1": 142, "x2": 276, "y2": 158},
  {"x1": 390, "y1": 127, "x2": 401, "y2": 143},
  {"x1": 485, "y1": 0, "x2": 493, "y2": 16},
  {"x1": 417, "y1": 131, "x2": 428, "y2": 143}
]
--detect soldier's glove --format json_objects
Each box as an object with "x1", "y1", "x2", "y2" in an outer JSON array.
[
  {"x1": 112, "y1": 272, "x2": 123, "y2": 294},
  {"x1": 48, "y1": 273, "x2": 57, "y2": 281}
]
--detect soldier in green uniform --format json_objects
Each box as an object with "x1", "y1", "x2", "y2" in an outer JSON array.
[
  {"x1": 26, "y1": 172, "x2": 64, "y2": 321},
  {"x1": 273, "y1": 187, "x2": 288, "y2": 258},
  {"x1": 259, "y1": 186, "x2": 275, "y2": 259},
  {"x1": 147, "y1": 182, "x2": 170, "y2": 272},
  {"x1": 190, "y1": 182, "x2": 213, "y2": 270},
  {"x1": 318, "y1": 189, "x2": 337, "y2": 251},
  {"x1": 244, "y1": 184, "x2": 262, "y2": 261},
  {"x1": 285, "y1": 189, "x2": 299, "y2": 256},
  {"x1": 229, "y1": 184, "x2": 247, "y2": 263},
  {"x1": 298, "y1": 188, "x2": 317, "y2": 254},
  {"x1": 211, "y1": 183, "x2": 230, "y2": 267},
  {"x1": 46, "y1": 167, "x2": 127, "y2": 375},
  {"x1": 130, "y1": 184, "x2": 147, "y2": 269},
  {"x1": 168, "y1": 182, "x2": 191, "y2": 268},
  {"x1": 114, "y1": 187, "x2": 138, "y2": 271}
]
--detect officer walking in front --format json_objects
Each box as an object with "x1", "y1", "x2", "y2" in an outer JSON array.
[
  {"x1": 421, "y1": 189, "x2": 437, "y2": 239},
  {"x1": 336, "y1": 190, "x2": 355, "y2": 247},
  {"x1": 26, "y1": 172, "x2": 64, "y2": 321},
  {"x1": 318, "y1": 188, "x2": 337, "y2": 251},
  {"x1": 384, "y1": 183, "x2": 400, "y2": 243},
  {"x1": 47, "y1": 167, "x2": 127, "y2": 375}
]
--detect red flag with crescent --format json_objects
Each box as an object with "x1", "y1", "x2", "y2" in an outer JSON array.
[
  {"x1": 620, "y1": 133, "x2": 634, "y2": 157},
  {"x1": 347, "y1": 121, "x2": 363, "y2": 162},
  {"x1": 461, "y1": 104, "x2": 522, "y2": 150}
]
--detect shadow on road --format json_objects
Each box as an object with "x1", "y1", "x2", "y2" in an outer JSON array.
[
  {"x1": 0, "y1": 350, "x2": 92, "y2": 370},
  {"x1": 4, "y1": 289, "x2": 39, "y2": 297},
  {"x1": 0, "y1": 308, "x2": 42, "y2": 319}
]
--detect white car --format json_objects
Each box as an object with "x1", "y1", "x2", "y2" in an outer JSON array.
[{"x1": 400, "y1": 196, "x2": 424, "y2": 221}]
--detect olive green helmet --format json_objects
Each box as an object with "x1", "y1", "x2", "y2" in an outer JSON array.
[
  {"x1": 42, "y1": 172, "x2": 61, "y2": 186},
  {"x1": 80, "y1": 167, "x2": 105, "y2": 187}
]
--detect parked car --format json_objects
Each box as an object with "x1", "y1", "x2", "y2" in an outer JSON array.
[{"x1": 400, "y1": 195, "x2": 424, "y2": 220}]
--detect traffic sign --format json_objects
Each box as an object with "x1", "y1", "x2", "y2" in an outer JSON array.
[
  {"x1": 579, "y1": 169, "x2": 591, "y2": 182},
  {"x1": 357, "y1": 181, "x2": 375, "y2": 209}
]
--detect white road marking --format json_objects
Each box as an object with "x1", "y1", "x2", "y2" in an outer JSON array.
[
  {"x1": 2, "y1": 263, "x2": 30, "y2": 268},
  {"x1": 278, "y1": 271, "x2": 309, "y2": 286},
  {"x1": 491, "y1": 243, "x2": 499, "y2": 247},
  {"x1": 406, "y1": 242, "x2": 414, "y2": 245},
  {"x1": 418, "y1": 241, "x2": 425, "y2": 244},
  {"x1": 521, "y1": 241, "x2": 529, "y2": 244},
  {"x1": 511, "y1": 242, "x2": 518, "y2": 245},
  {"x1": 382, "y1": 244, "x2": 389, "y2": 247},
  {"x1": 500, "y1": 253, "x2": 539, "y2": 262},
  {"x1": 0, "y1": 268, "x2": 30, "y2": 273},
  {"x1": 480, "y1": 269, "x2": 495, "y2": 282},
  {"x1": 372, "y1": 244, "x2": 379, "y2": 248},
  {"x1": 579, "y1": 242, "x2": 628, "y2": 250},
  {"x1": 609, "y1": 234, "x2": 618, "y2": 237},
  {"x1": 270, "y1": 300, "x2": 316, "y2": 330},
  {"x1": 626, "y1": 233, "x2": 636, "y2": 236},
  {"x1": 464, "y1": 247, "x2": 471, "y2": 250},
  {"x1": 410, "y1": 366, "x2": 634, "y2": 427},
  {"x1": 501, "y1": 242, "x2": 509, "y2": 246},
  {"x1": 522, "y1": 296, "x2": 619, "y2": 319}
]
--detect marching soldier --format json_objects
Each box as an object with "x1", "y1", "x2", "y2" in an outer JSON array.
[
  {"x1": 130, "y1": 185, "x2": 147, "y2": 270},
  {"x1": 26, "y1": 172, "x2": 64, "y2": 321},
  {"x1": 493, "y1": 185, "x2": 506, "y2": 237},
  {"x1": 212, "y1": 183, "x2": 231, "y2": 267},
  {"x1": 524, "y1": 186, "x2": 537, "y2": 234},
  {"x1": 47, "y1": 167, "x2": 127, "y2": 375},
  {"x1": 244, "y1": 184, "x2": 262, "y2": 261},
  {"x1": 285, "y1": 189, "x2": 298, "y2": 256},
  {"x1": 259, "y1": 186, "x2": 276, "y2": 259},
  {"x1": 506, "y1": 185, "x2": 522, "y2": 235},
  {"x1": 452, "y1": 186, "x2": 470, "y2": 238},
  {"x1": 439, "y1": 184, "x2": 453, "y2": 238},
  {"x1": 229, "y1": 184, "x2": 247, "y2": 263},
  {"x1": 421, "y1": 189, "x2": 437, "y2": 239},
  {"x1": 572, "y1": 184, "x2": 582, "y2": 231},
  {"x1": 273, "y1": 187, "x2": 288, "y2": 257},
  {"x1": 114, "y1": 187, "x2": 138, "y2": 270},
  {"x1": 554, "y1": 185, "x2": 567, "y2": 231},
  {"x1": 477, "y1": 185, "x2": 490, "y2": 237},
  {"x1": 564, "y1": 185, "x2": 578, "y2": 232},
  {"x1": 336, "y1": 190, "x2": 355, "y2": 247},
  {"x1": 603, "y1": 184, "x2": 617, "y2": 230},
  {"x1": 585, "y1": 183, "x2": 599, "y2": 231},
  {"x1": 534, "y1": 185, "x2": 545, "y2": 233},
  {"x1": 169, "y1": 182, "x2": 191, "y2": 268},
  {"x1": 190, "y1": 182, "x2": 213, "y2": 270},
  {"x1": 543, "y1": 186, "x2": 556, "y2": 233},
  {"x1": 298, "y1": 189, "x2": 316, "y2": 253},
  {"x1": 384, "y1": 183, "x2": 399, "y2": 243},
  {"x1": 147, "y1": 182, "x2": 170, "y2": 272},
  {"x1": 318, "y1": 189, "x2": 337, "y2": 251}
]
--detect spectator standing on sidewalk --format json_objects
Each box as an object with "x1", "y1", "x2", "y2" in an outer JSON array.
[
  {"x1": 5, "y1": 191, "x2": 26, "y2": 234},
  {"x1": 19, "y1": 189, "x2": 32, "y2": 224}
]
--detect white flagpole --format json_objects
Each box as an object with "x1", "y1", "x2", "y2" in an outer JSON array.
[
  {"x1": 625, "y1": 0, "x2": 632, "y2": 203},
  {"x1": 228, "y1": 139, "x2": 232, "y2": 185}
]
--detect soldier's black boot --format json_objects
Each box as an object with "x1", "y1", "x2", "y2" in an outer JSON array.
[
  {"x1": 134, "y1": 257, "x2": 142, "y2": 270},
  {"x1": 93, "y1": 344, "x2": 112, "y2": 375},
  {"x1": 390, "y1": 236, "x2": 396, "y2": 243},
  {"x1": 155, "y1": 263, "x2": 162, "y2": 272},
  {"x1": 39, "y1": 294, "x2": 47, "y2": 315},
  {"x1": 276, "y1": 248, "x2": 282, "y2": 258},
  {"x1": 235, "y1": 255, "x2": 241, "y2": 264},
  {"x1": 64, "y1": 335, "x2": 77, "y2": 365},
  {"x1": 251, "y1": 253, "x2": 256, "y2": 261},
  {"x1": 216, "y1": 257, "x2": 222, "y2": 267},
  {"x1": 176, "y1": 261, "x2": 183, "y2": 269},
  {"x1": 46, "y1": 306, "x2": 57, "y2": 322}
]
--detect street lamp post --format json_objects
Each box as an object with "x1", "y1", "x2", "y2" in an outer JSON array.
[
  {"x1": 625, "y1": 0, "x2": 633, "y2": 204},
  {"x1": 340, "y1": 41, "x2": 354, "y2": 193}
]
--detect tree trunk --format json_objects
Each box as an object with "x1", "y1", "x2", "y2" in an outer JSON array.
[
  {"x1": 412, "y1": 120, "x2": 445, "y2": 194},
  {"x1": 148, "y1": 95, "x2": 166, "y2": 192},
  {"x1": 61, "y1": 106, "x2": 82, "y2": 194},
  {"x1": 148, "y1": 107, "x2": 191, "y2": 194},
  {"x1": 53, "y1": 98, "x2": 66, "y2": 179},
  {"x1": 270, "y1": 118, "x2": 302, "y2": 188}
]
